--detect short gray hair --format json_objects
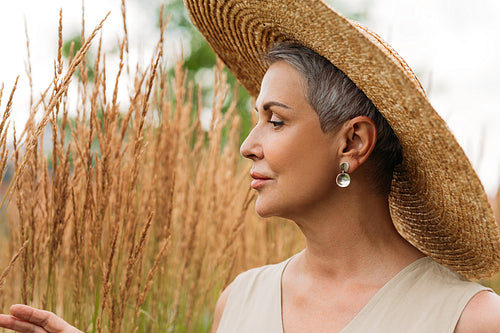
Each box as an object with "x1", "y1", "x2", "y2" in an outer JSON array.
[{"x1": 263, "y1": 42, "x2": 402, "y2": 194}]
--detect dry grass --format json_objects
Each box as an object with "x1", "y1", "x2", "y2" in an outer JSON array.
[{"x1": 0, "y1": 6, "x2": 303, "y2": 333}]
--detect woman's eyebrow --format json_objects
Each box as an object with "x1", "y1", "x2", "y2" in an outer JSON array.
[{"x1": 254, "y1": 101, "x2": 293, "y2": 113}]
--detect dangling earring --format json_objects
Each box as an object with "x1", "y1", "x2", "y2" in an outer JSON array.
[{"x1": 336, "y1": 162, "x2": 350, "y2": 187}]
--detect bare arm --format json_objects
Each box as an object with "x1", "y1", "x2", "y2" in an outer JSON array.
[
  {"x1": 211, "y1": 283, "x2": 233, "y2": 333},
  {"x1": 455, "y1": 290, "x2": 500, "y2": 333},
  {"x1": 0, "y1": 304, "x2": 82, "y2": 333}
]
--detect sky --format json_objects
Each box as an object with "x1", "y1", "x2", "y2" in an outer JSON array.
[{"x1": 0, "y1": 0, "x2": 499, "y2": 196}]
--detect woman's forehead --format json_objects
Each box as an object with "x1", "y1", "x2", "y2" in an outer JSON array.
[{"x1": 256, "y1": 61, "x2": 307, "y2": 108}]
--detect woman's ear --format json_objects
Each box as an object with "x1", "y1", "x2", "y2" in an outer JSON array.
[{"x1": 337, "y1": 116, "x2": 377, "y2": 172}]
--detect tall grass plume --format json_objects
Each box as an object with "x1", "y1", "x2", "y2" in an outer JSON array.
[{"x1": 0, "y1": 4, "x2": 303, "y2": 332}]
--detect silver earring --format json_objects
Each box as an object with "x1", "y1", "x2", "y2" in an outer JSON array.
[{"x1": 336, "y1": 162, "x2": 350, "y2": 187}]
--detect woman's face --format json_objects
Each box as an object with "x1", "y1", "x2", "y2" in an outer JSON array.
[{"x1": 240, "y1": 61, "x2": 341, "y2": 219}]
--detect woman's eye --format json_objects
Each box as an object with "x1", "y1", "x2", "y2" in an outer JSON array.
[{"x1": 268, "y1": 120, "x2": 284, "y2": 128}]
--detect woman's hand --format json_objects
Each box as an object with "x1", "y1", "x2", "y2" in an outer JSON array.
[{"x1": 0, "y1": 304, "x2": 82, "y2": 333}]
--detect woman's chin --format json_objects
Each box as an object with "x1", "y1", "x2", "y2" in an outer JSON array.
[
  {"x1": 254, "y1": 205, "x2": 273, "y2": 218},
  {"x1": 254, "y1": 197, "x2": 283, "y2": 218},
  {"x1": 254, "y1": 198, "x2": 274, "y2": 218}
]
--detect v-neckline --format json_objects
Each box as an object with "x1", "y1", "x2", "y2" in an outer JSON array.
[{"x1": 278, "y1": 255, "x2": 430, "y2": 333}]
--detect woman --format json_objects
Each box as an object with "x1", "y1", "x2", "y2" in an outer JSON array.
[
  {"x1": 160, "y1": 0, "x2": 500, "y2": 332},
  {"x1": 213, "y1": 42, "x2": 500, "y2": 332},
  {"x1": 1, "y1": 0, "x2": 500, "y2": 332}
]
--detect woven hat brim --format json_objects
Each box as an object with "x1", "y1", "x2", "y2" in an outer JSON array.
[{"x1": 184, "y1": 0, "x2": 500, "y2": 279}]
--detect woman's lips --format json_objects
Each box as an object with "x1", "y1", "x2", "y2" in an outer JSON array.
[{"x1": 250, "y1": 171, "x2": 272, "y2": 189}]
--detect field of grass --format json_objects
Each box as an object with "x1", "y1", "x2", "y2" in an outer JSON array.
[
  {"x1": 0, "y1": 9, "x2": 303, "y2": 332},
  {"x1": 0, "y1": 5, "x2": 498, "y2": 333}
]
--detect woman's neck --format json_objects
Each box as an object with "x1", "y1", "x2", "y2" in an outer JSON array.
[{"x1": 291, "y1": 191, "x2": 424, "y2": 282}]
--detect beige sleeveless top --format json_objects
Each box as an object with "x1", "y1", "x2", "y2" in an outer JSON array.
[{"x1": 217, "y1": 256, "x2": 490, "y2": 333}]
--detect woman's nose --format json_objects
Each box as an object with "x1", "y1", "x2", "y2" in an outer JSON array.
[{"x1": 240, "y1": 126, "x2": 263, "y2": 160}]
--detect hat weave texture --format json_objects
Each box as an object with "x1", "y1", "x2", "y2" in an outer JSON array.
[{"x1": 184, "y1": 0, "x2": 500, "y2": 279}]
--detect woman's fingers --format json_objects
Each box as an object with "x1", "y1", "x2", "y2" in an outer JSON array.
[
  {"x1": 9, "y1": 305, "x2": 60, "y2": 331},
  {"x1": 0, "y1": 314, "x2": 46, "y2": 333},
  {"x1": 0, "y1": 305, "x2": 82, "y2": 333}
]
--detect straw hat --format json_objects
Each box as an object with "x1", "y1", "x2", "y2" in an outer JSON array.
[{"x1": 184, "y1": 0, "x2": 500, "y2": 279}]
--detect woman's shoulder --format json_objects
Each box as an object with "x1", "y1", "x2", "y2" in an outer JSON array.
[
  {"x1": 454, "y1": 290, "x2": 500, "y2": 333},
  {"x1": 410, "y1": 258, "x2": 500, "y2": 332},
  {"x1": 211, "y1": 256, "x2": 294, "y2": 332},
  {"x1": 212, "y1": 282, "x2": 234, "y2": 333},
  {"x1": 235, "y1": 258, "x2": 291, "y2": 282},
  {"x1": 217, "y1": 256, "x2": 296, "y2": 297}
]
